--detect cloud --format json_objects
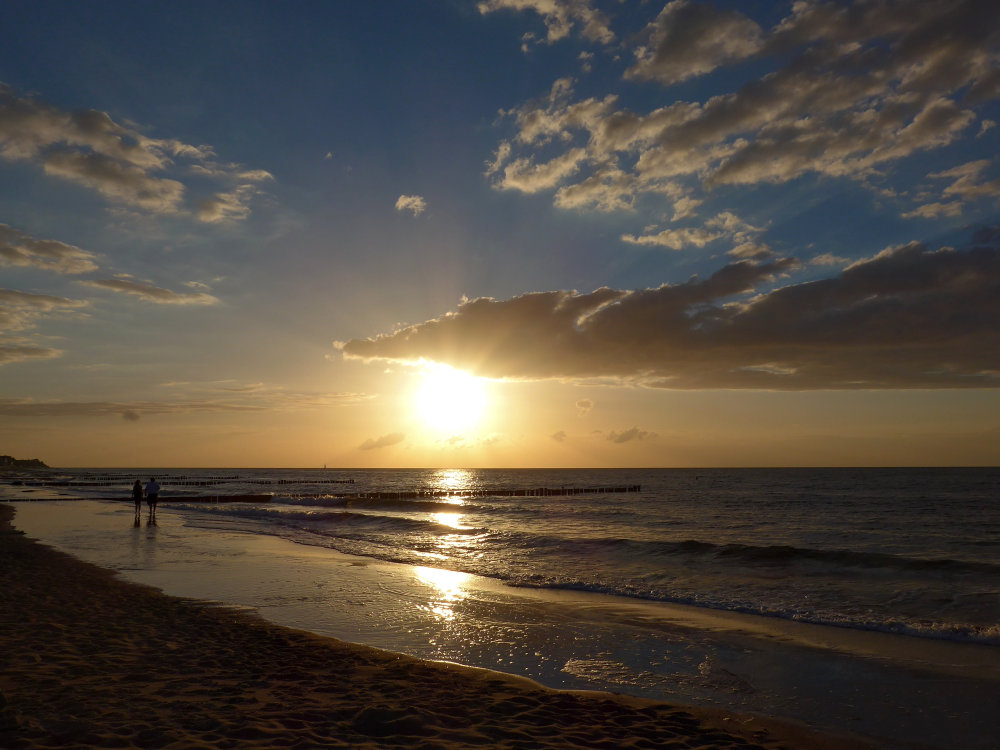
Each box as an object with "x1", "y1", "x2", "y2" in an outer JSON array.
[
  {"x1": 395, "y1": 194, "x2": 427, "y2": 216},
  {"x1": 0, "y1": 382, "x2": 368, "y2": 416},
  {"x1": 489, "y1": 1, "x2": 1000, "y2": 219},
  {"x1": 42, "y1": 148, "x2": 186, "y2": 213},
  {"x1": 157, "y1": 379, "x2": 370, "y2": 409},
  {"x1": 626, "y1": 0, "x2": 763, "y2": 85},
  {"x1": 80, "y1": 278, "x2": 220, "y2": 305},
  {"x1": 0, "y1": 398, "x2": 265, "y2": 418},
  {"x1": 339, "y1": 229, "x2": 1000, "y2": 389},
  {"x1": 0, "y1": 288, "x2": 89, "y2": 333},
  {"x1": 359, "y1": 432, "x2": 406, "y2": 451},
  {"x1": 0, "y1": 343, "x2": 62, "y2": 366},
  {"x1": 0, "y1": 83, "x2": 271, "y2": 220},
  {"x1": 0, "y1": 224, "x2": 99, "y2": 274},
  {"x1": 0, "y1": 288, "x2": 88, "y2": 366},
  {"x1": 551, "y1": 430, "x2": 567, "y2": 442},
  {"x1": 905, "y1": 160, "x2": 1000, "y2": 217},
  {"x1": 621, "y1": 225, "x2": 724, "y2": 250},
  {"x1": 197, "y1": 181, "x2": 271, "y2": 223},
  {"x1": 810, "y1": 253, "x2": 851, "y2": 267},
  {"x1": 930, "y1": 160, "x2": 1000, "y2": 201},
  {"x1": 623, "y1": 211, "x2": 764, "y2": 250},
  {"x1": 607, "y1": 427, "x2": 650, "y2": 443},
  {"x1": 901, "y1": 201, "x2": 964, "y2": 220},
  {"x1": 479, "y1": 0, "x2": 614, "y2": 46},
  {"x1": 575, "y1": 398, "x2": 593, "y2": 416}
]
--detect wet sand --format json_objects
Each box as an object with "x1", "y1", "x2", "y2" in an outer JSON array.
[{"x1": 0, "y1": 503, "x2": 872, "y2": 750}]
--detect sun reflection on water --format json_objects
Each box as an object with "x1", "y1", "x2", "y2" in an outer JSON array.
[
  {"x1": 431, "y1": 511, "x2": 466, "y2": 529},
  {"x1": 434, "y1": 469, "x2": 473, "y2": 492},
  {"x1": 414, "y1": 565, "x2": 471, "y2": 620}
]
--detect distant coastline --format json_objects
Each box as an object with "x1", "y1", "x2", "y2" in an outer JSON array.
[{"x1": 0, "y1": 455, "x2": 49, "y2": 469}]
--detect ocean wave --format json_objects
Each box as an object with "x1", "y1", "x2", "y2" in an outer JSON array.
[
  {"x1": 500, "y1": 534, "x2": 1000, "y2": 576},
  {"x1": 268, "y1": 494, "x2": 486, "y2": 514},
  {"x1": 174, "y1": 503, "x2": 485, "y2": 536},
  {"x1": 503, "y1": 575, "x2": 1000, "y2": 646}
]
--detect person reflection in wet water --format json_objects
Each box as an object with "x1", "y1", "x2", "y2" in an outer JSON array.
[
  {"x1": 131, "y1": 480, "x2": 143, "y2": 526},
  {"x1": 145, "y1": 477, "x2": 160, "y2": 522}
]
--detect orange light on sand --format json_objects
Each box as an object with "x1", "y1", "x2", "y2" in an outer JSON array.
[{"x1": 415, "y1": 366, "x2": 488, "y2": 434}]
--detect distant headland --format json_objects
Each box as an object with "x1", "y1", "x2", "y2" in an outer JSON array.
[{"x1": 0, "y1": 455, "x2": 49, "y2": 469}]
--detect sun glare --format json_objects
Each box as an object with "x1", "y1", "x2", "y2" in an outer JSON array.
[{"x1": 415, "y1": 366, "x2": 488, "y2": 433}]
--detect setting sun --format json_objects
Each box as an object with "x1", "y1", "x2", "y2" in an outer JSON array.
[{"x1": 415, "y1": 366, "x2": 488, "y2": 434}]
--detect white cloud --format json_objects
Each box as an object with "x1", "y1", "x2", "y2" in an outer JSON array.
[
  {"x1": 488, "y1": 1, "x2": 1000, "y2": 223},
  {"x1": 0, "y1": 83, "x2": 271, "y2": 221},
  {"x1": 395, "y1": 194, "x2": 427, "y2": 216},
  {"x1": 479, "y1": 0, "x2": 614, "y2": 46}
]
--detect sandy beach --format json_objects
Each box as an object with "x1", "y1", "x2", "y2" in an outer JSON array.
[{"x1": 0, "y1": 503, "x2": 874, "y2": 750}]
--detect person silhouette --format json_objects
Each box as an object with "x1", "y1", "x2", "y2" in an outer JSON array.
[
  {"x1": 131, "y1": 480, "x2": 143, "y2": 519},
  {"x1": 145, "y1": 477, "x2": 160, "y2": 517}
]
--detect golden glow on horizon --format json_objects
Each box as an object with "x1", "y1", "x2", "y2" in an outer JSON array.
[{"x1": 415, "y1": 367, "x2": 488, "y2": 434}]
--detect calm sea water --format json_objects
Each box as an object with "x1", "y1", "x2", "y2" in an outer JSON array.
[{"x1": 12, "y1": 466, "x2": 999, "y2": 646}]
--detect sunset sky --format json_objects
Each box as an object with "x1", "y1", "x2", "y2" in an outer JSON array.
[{"x1": 1, "y1": 0, "x2": 999, "y2": 468}]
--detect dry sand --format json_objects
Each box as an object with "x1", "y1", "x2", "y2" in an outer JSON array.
[{"x1": 0, "y1": 504, "x2": 872, "y2": 750}]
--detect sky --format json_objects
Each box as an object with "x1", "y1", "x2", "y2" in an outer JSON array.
[{"x1": 1, "y1": 0, "x2": 999, "y2": 468}]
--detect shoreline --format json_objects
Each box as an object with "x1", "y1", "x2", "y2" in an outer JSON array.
[{"x1": 0, "y1": 502, "x2": 873, "y2": 750}]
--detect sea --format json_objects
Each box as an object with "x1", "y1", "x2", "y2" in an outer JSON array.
[{"x1": 4, "y1": 466, "x2": 999, "y2": 749}]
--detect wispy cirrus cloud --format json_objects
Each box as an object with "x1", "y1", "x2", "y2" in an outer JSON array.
[
  {"x1": 0, "y1": 82, "x2": 271, "y2": 221},
  {"x1": 79, "y1": 277, "x2": 220, "y2": 305},
  {"x1": 338, "y1": 229, "x2": 1000, "y2": 390},
  {"x1": 0, "y1": 380, "x2": 370, "y2": 418},
  {"x1": 0, "y1": 223, "x2": 99, "y2": 274},
  {"x1": 0, "y1": 343, "x2": 63, "y2": 366},
  {"x1": 0, "y1": 288, "x2": 90, "y2": 366},
  {"x1": 0, "y1": 288, "x2": 89, "y2": 333},
  {"x1": 487, "y1": 1, "x2": 1000, "y2": 227}
]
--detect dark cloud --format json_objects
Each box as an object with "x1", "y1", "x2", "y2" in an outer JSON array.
[
  {"x1": 122, "y1": 410, "x2": 141, "y2": 422},
  {"x1": 339, "y1": 231, "x2": 1000, "y2": 389},
  {"x1": 607, "y1": 427, "x2": 650, "y2": 444}
]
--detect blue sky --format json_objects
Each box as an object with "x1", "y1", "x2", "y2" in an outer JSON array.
[{"x1": 1, "y1": 0, "x2": 999, "y2": 467}]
